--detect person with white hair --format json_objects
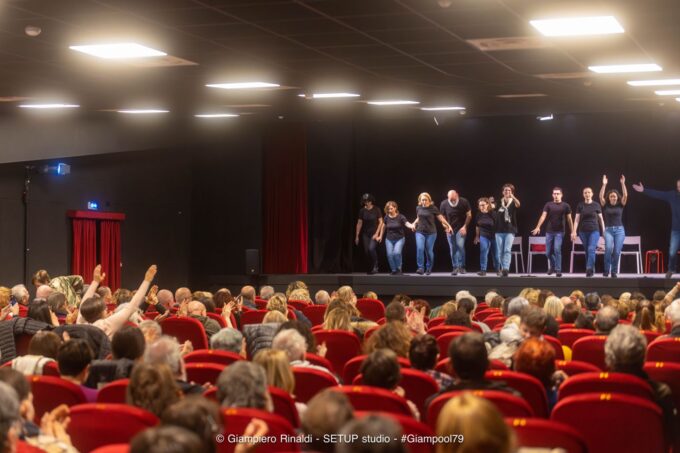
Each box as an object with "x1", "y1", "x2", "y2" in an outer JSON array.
[
  {"x1": 455, "y1": 290, "x2": 472, "y2": 303},
  {"x1": 10, "y1": 285, "x2": 29, "y2": 306},
  {"x1": 36, "y1": 285, "x2": 53, "y2": 300},
  {"x1": 139, "y1": 320, "x2": 162, "y2": 344},
  {"x1": 211, "y1": 328, "x2": 245, "y2": 356},
  {"x1": 187, "y1": 301, "x2": 221, "y2": 340},
  {"x1": 315, "y1": 290, "x2": 330, "y2": 305},
  {"x1": 594, "y1": 306, "x2": 619, "y2": 336},
  {"x1": 505, "y1": 296, "x2": 529, "y2": 317},
  {"x1": 484, "y1": 291, "x2": 499, "y2": 305},
  {"x1": 666, "y1": 299, "x2": 680, "y2": 337},
  {"x1": 272, "y1": 329, "x2": 337, "y2": 382},
  {"x1": 144, "y1": 336, "x2": 203, "y2": 395},
  {"x1": 259, "y1": 286, "x2": 275, "y2": 300},
  {"x1": 215, "y1": 361, "x2": 272, "y2": 411}
]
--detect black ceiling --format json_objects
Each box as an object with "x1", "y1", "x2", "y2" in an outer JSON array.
[{"x1": 1, "y1": 0, "x2": 679, "y2": 118}]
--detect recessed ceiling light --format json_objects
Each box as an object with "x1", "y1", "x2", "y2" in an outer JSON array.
[
  {"x1": 312, "y1": 93, "x2": 360, "y2": 99},
  {"x1": 496, "y1": 93, "x2": 547, "y2": 98},
  {"x1": 537, "y1": 114, "x2": 554, "y2": 121},
  {"x1": 530, "y1": 16, "x2": 624, "y2": 37},
  {"x1": 69, "y1": 43, "x2": 167, "y2": 59},
  {"x1": 366, "y1": 100, "x2": 419, "y2": 106},
  {"x1": 628, "y1": 79, "x2": 680, "y2": 87},
  {"x1": 420, "y1": 106, "x2": 465, "y2": 111},
  {"x1": 654, "y1": 89, "x2": 680, "y2": 96},
  {"x1": 588, "y1": 63, "x2": 662, "y2": 74},
  {"x1": 206, "y1": 82, "x2": 280, "y2": 90},
  {"x1": 117, "y1": 109, "x2": 169, "y2": 114},
  {"x1": 194, "y1": 113, "x2": 239, "y2": 118},
  {"x1": 18, "y1": 103, "x2": 79, "y2": 109}
]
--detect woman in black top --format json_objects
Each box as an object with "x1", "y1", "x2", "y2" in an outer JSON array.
[
  {"x1": 355, "y1": 193, "x2": 383, "y2": 274},
  {"x1": 474, "y1": 198, "x2": 498, "y2": 276},
  {"x1": 495, "y1": 184, "x2": 521, "y2": 277},
  {"x1": 408, "y1": 192, "x2": 452, "y2": 275},
  {"x1": 572, "y1": 187, "x2": 605, "y2": 277},
  {"x1": 599, "y1": 174, "x2": 628, "y2": 278},
  {"x1": 377, "y1": 201, "x2": 413, "y2": 275}
]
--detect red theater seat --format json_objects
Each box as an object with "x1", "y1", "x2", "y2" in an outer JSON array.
[
  {"x1": 206, "y1": 312, "x2": 228, "y2": 328},
  {"x1": 268, "y1": 386, "x2": 300, "y2": 428},
  {"x1": 363, "y1": 325, "x2": 380, "y2": 341},
  {"x1": 67, "y1": 403, "x2": 158, "y2": 452},
  {"x1": 557, "y1": 372, "x2": 654, "y2": 401},
  {"x1": 96, "y1": 379, "x2": 129, "y2": 404},
  {"x1": 506, "y1": 418, "x2": 587, "y2": 453},
  {"x1": 355, "y1": 411, "x2": 435, "y2": 453},
  {"x1": 436, "y1": 332, "x2": 468, "y2": 360},
  {"x1": 313, "y1": 330, "x2": 361, "y2": 374},
  {"x1": 642, "y1": 330, "x2": 662, "y2": 344},
  {"x1": 15, "y1": 333, "x2": 33, "y2": 356},
  {"x1": 427, "y1": 390, "x2": 534, "y2": 427},
  {"x1": 343, "y1": 355, "x2": 410, "y2": 384},
  {"x1": 185, "y1": 363, "x2": 225, "y2": 386},
  {"x1": 647, "y1": 337, "x2": 680, "y2": 363},
  {"x1": 571, "y1": 336, "x2": 607, "y2": 370},
  {"x1": 287, "y1": 299, "x2": 310, "y2": 311},
  {"x1": 160, "y1": 317, "x2": 209, "y2": 350},
  {"x1": 91, "y1": 445, "x2": 129, "y2": 453},
  {"x1": 555, "y1": 360, "x2": 601, "y2": 376},
  {"x1": 427, "y1": 317, "x2": 445, "y2": 328},
  {"x1": 30, "y1": 376, "x2": 86, "y2": 423},
  {"x1": 484, "y1": 316, "x2": 507, "y2": 330},
  {"x1": 332, "y1": 386, "x2": 412, "y2": 417},
  {"x1": 557, "y1": 329, "x2": 594, "y2": 348},
  {"x1": 239, "y1": 309, "x2": 269, "y2": 326},
  {"x1": 644, "y1": 361, "x2": 680, "y2": 451},
  {"x1": 356, "y1": 298, "x2": 385, "y2": 322},
  {"x1": 302, "y1": 305, "x2": 326, "y2": 326},
  {"x1": 353, "y1": 368, "x2": 438, "y2": 415},
  {"x1": 426, "y1": 325, "x2": 472, "y2": 338},
  {"x1": 220, "y1": 408, "x2": 299, "y2": 453},
  {"x1": 42, "y1": 361, "x2": 60, "y2": 377},
  {"x1": 292, "y1": 367, "x2": 338, "y2": 403},
  {"x1": 485, "y1": 370, "x2": 549, "y2": 418},
  {"x1": 184, "y1": 349, "x2": 243, "y2": 366},
  {"x1": 434, "y1": 357, "x2": 507, "y2": 377},
  {"x1": 544, "y1": 335, "x2": 565, "y2": 360},
  {"x1": 473, "y1": 308, "x2": 501, "y2": 322},
  {"x1": 304, "y1": 353, "x2": 333, "y2": 371},
  {"x1": 551, "y1": 394, "x2": 665, "y2": 453}
]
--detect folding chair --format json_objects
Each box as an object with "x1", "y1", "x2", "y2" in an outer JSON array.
[
  {"x1": 511, "y1": 236, "x2": 525, "y2": 273},
  {"x1": 618, "y1": 236, "x2": 642, "y2": 274},
  {"x1": 527, "y1": 236, "x2": 546, "y2": 273},
  {"x1": 570, "y1": 235, "x2": 605, "y2": 273}
]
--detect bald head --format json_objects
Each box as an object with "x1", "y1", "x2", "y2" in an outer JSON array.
[
  {"x1": 188, "y1": 301, "x2": 206, "y2": 316},
  {"x1": 315, "y1": 290, "x2": 330, "y2": 305},
  {"x1": 447, "y1": 190, "x2": 459, "y2": 202},
  {"x1": 36, "y1": 285, "x2": 53, "y2": 299},
  {"x1": 175, "y1": 287, "x2": 191, "y2": 305},
  {"x1": 241, "y1": 286, "x2": 256, "y2": 300},
  {"x1": 157, "y1": 289, "x2": 174, "y2": 308}
]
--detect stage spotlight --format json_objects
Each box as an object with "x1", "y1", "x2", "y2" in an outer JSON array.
[{"x1": 40, "y1": 163, "x2": 71, "y2": 175}]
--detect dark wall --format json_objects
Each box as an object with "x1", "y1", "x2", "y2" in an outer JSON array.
[{"x1": 309, "y1": 111, "x2": 680, "y2": 273}]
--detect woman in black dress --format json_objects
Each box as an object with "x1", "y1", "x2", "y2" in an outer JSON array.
[{"x1": 355, "y1": 193, "x2": 383, "y2": 274}]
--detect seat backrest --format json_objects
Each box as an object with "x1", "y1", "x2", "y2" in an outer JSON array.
[
  {"x1": 268, "y1": 385, "x2": 300, "y2": 428},
  {"x1": 644, "y1": 361, "x2": 680, "y2": 450},
  {"x1": 551, "y1": 394, "x2": 664, "y2": 453},
  {"x1": 436, "y1": 332, "x2": 467, "y2": 360},
  {"x1": 543, "y1": 335, "x2": 565, "y2": 360},
  {"x1": 485, "y1": 370, "x2": 549, "y2": 418},
  {"x1": 42, "y1": 361, "x2": 60, "y2": 377},
  {"x1": 292, "y1": 367, "x2": 338, "y2": 403},
  {"x1": 206, "y1": 312, "x2": 227, "y2": 328},
  {"x1": 254, "y1": 299, "x2": 268, "y2": 309},
  {"x1": 354, "y1": 411, "x2": 435, "y2": 453},
  {"x1": 239, "y1": 309, "x2": 269, "y2": 327},
  {"x1": 557, "y1": 329, "x2": 595, "y2": 348},
  {"x1": 355, "y1": 298, "x2": 386, "y2": 322},
  {"x1": 427, "y1": 390, "x2": 534, "y2": 428},
  {"x1": 427, "y1": 317, "x2": 445, "y2": 329},
  {"x1": 67, "y1": 403, "x2": 158, "y2": 453},
  {"x1": 353, "y1": 369, "x2": 438, "y2": 416},
  {"x1": 642, "y1": 330, "x2": 662, "y2": 344},
  {"x1": 287, "y1": 299, "x2": 310, "y2": 311},
  {"x1": 184, "y1": 349, "x2": 243, "y2": 366},
  {"x1": 506, "y1": 417, "x2": 588, "y2": 453},
  {"x1": 220, "y1": 407, "x2": 299, "y2": 453},
  {"x1": 571, "y1": 336, "x2": 608, "y2": 370},
  {"x1": 528, "y1": 236, "x2": 546, "y2": 251},
  {"x1": 343, "y1": 355, "x2": 411, "y2": 385},
  {"x1": 30, "y1": 375, "x2": 87, "y2": 423},
  {"x1": 555, "y1": 360, "x2": 601, "y2": 376},
  {"x1": 427, "y1": 325, "x2": 472, "y2": 338},
  {"x1": 184, "y1": 363, "x2": 225, "y2": 386},
  {"x1": 312, "y1": 330, "x2": 361, "y2": 374},
  {"x1": 96, "y1": 379, "x2": 130, "y2": 404},
  {"x1": 558, "y1": 372, "x2": 654, "y2": 401},
  {"x1": 622, "y1": 235, "x2": 641, "y2": 246},
  {"x1": 333, "y1": 386, "x2": 412, "y2": 417},
  {"x1": 302, "y1": 305, "x2": 326, "y2": 326},
  {"x1": 90, "y1": 444, "x2": 130, "y2": 453},
  {"x1": 484, "y1": 316, "x2": 507, "y2": 330},
  {"x1": 512, "y1": 236, "x2": 523, "y2": 247},
  {"x1": 14, "y1": 333, "x2": 33, "y2": 356},
  {"x1": 160, "y1": 317, "x2": 209, "y2": 349},
  {"x1": 304, "y1": 353, "x2": 334, "y2": 371},
  {"x1": 474, "y1": 308, "x2": 501, "y2": 322}
]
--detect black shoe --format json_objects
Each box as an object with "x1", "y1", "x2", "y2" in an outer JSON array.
[
  {"x1": 502, "y1": 269, "x2": 509, "y2": 277},
  {"x1": 556, "y1": 272, "x2": 563, "y2": 277},
  {"x1": 477, "y1": 271, "x2": 486, "y2": 276},
  {"x1": 666, "y1": 271, "x2": 674, "y2": 279},
  {"x1": 603, "y1": 272, "x2": 609, "y2": 278},
  {"x1": 586, "y1": 268, "x2": 594, "y2": 277},
  {"x1": 459, "y1": 268, "x2": 466, "y2": 275},
  {"x1": 416, "y1": 268, "x2": 424, "y2": 275},
  {"x1": 547, "y1": 268, "x2": 554, "y2": 276},
  {"x1": 390, "y1": 270, "x2": 397, "y2": 275},
  {"x1": 496, "y1": 270, "x2": 503, "y2": 277},
  {"x1": 451, "y1": 268, "x2": 458, "y2": 276},
  {"x1": 425, "y1": 270, "x2": 432, "y2": 275},
  {"x1": 611, "y1": 273, "x2": 617, "y2": 278}
]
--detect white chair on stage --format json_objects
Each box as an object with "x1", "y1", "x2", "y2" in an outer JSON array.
[
  {"x1": 527, "y1": 236, "x2": 546, "y2": 274},
  {"x1": 511, "y1": 236, "x2": 525, "y2": 273},
  {"x1": 617, "y1": 236, "x2": 642, "y2": 274},
  {"x1": 569, "y1": 236, "x2": 605, "y2": 273}
]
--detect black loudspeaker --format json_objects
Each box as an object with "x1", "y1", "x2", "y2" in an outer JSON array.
[{"x1": 245, "y1": 249, "x2": 260, "y2": 275}]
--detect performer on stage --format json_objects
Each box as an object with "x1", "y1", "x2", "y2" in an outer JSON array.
[
  {"x1": 600, "y1": 175, "x2": 628, "y2": 278},
  {"x1": 633, "y1": 179, "x2": 680, "y2": 278},
  {"x1": 355, "y1": 193, "x2": 383, "y2": 274},
  {"x1": 530, "y1": 187, "x2": 573, "y2": 277},
  {"x1": 495, "y1": 184, "x2": 521, "y2": 277},
  {"x1": 572, "y1": 187, "x2": 605, "y2": 277},
  {"x1": 439, "y1": 190, "x2": 472, "y2": 275},
  {"x1": 409, "y1": 192, "x2": 452, "y2": 275},
  {"x1": 473, "y1": 198, "x2": 498, "y2": 276},
  {"x1": 377, "y1": 201, "x2": 413, "y2": 275}
]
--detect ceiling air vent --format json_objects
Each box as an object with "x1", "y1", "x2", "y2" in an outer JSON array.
[{"x1": 467, "y1": 36, "x2": 552, "y2": 52}]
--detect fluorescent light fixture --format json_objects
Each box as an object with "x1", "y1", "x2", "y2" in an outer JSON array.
[
  {"x1": 194, "y1": 113, "x2": 239, "y2": 118},
  {"x1": 537, "y1": 114, "x2": 554, "y2": 121},
  {"x1": 69, "y1": 43, "x2": 166, "y2": 59},
  {"x1": 366, "y1": 100, "x2": 419, "y2": 106},
  {"x1": 117, "y1": 109, "x2": 169, "y2": 114},
  {"x1": 497, "y1": 93, "x2": 547, "y2": 98},
  {"x1": 530, "y1": 16, "x2": 624, "y2": 37},
  {"x1": 298, "y1": 94, "x2": 306, "y2": 98},
  {"x1": 654, "y1": 89, "x2": 680, "y2": 96},
  {"x1": 627, "y1": 79, "x2": 680, "y2": 87},
  {"x1": 312, "y1": 92, "x2": 360, "y2": 99},
  {"x1": 676, "y1": 98, "x2": 680, "y2": 103},
  {"x1": 206, "y1": 82, "x2": 280, "y2": 90},
  {"x1": 588, "y1": 63, "x2": 662, "y2": 74},
  {"x1": 420, "y1": 106, "x2": 465, "y2": 111},
  {"x1": 18, "y1": 103, "x2": 79, "y2": 109}
]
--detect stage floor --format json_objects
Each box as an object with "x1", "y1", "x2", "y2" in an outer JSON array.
[{"x1": 260, "y1": 272, "x2": 677, "y2": 300}]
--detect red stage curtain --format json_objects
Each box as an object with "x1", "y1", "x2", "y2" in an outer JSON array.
[
  {"x1": 71, "y1": 219, "x2": 97, "y2": 280},
  {"x1": 263, "y1": 123, "x2": 308, "y2": 273},
  {"x1": 100, "y1": 220, "x2": 122, "y2": 291}
]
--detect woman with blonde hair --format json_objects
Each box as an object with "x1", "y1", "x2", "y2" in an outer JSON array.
[
  {"x1": 323, "y1": 308, "x2": 353, "y2": 332},
  {"x1": 543, "y1": 296, "x2": 564, "y2": 319},
  {"x1": 632, "y1": 300, "x2": 665, "y2": 333},
  {"x1": 253, "y1": 349, "x2": 306, "y2": 416},
  {"x1": 263, "y1": 310, "x2": 287, "y2": 323},
  {"x1": 436, "y1": 393, "x2": 515, "y2": 453},
  {"x1": 408, "y1": 192, "x2": 452, "y2": 275},
  {"x1": 266, "y1": 293, "x2": 288, "y2": 315},
  {"x1": 364, "y1": 321, "x2": 413, "y2": 358},
  {"x1": 288, "y1": 288, "x2": 312, "y2": 303},
  {"x1": 336, "y1": 286, "x2": 362, "y2": 319}
]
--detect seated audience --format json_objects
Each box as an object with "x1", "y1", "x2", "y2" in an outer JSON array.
[
  {"x1": 364, "y1": 320, "x2": 413, "y2": 358},
  {"x1": 574, "y1": 311, "x2": 595, "y2": 330},
  {"x1": 302, "y1": 389, "x2": 354, "y2": 452},
  {"x1": 560, "y1": 302, "x2": 580, "y2": 324},
  {"x1": 633, "y1": 300, "x2": 665, "y2": 333},
  {"x1": 289, "y1": 288, "x2": 312, "y2": 304},
  {"x1": 175, "y1": 287, "x2": 192, "y2": 307},
  {"x1": 666, "y1": 299, "x2": 680, "y2": 337},
  {"x1": 337, "y1": 415, "x2": 406, "y2": 453},
  {"x1": 315, "y1": 290, "x2": 331, "y2": 305},
  {"x1": 239, "y1": 286, "x2": 258, "y2": 309},
  {"x1": 187, "y1": 301, "x2": 221, "y2": 339},
  {"x1": 505, "y1": 297, "x2": 529, "y2": 317},
  {"x1": 32, "y1": 270, "x2": 83, "y2": 308},
  {"x1": 385, "y1": 301, "x2": 406, "y2": 322},
  {"x1": 519, "y1": 307, "x2": 547, "y2": 339},
  {"x1": 127, "y1": 363, "x2": 181, "y2": 417},
  {"x1": 322, "y1": 307, "x2": 354, "y2": 332},
  {"x1": 27, "y1": 299, "x2": 59, "y2": 326},
  {"x1": 144, "y1": 335, "x2": 203, "y2": 395},
  {"x1": 457, "y1": 297, "x2": 490, "y2": 332},
  {"x1": 595, "y1": 306, "x2": 619, "y2": 335},
  {"x1": 212, "y1": 288, "x2": 232, "y2": 310},
  {"x1": 215, "y1": 361, "x2": 272, "y2": 411},
  {"x1": 445, "y1": 309, "x2": 472, "y2": 329},
  {"x1": 139, "y1": 320, "x2": 162, "y2": 344},
  {"x1": 57, "y1": 339, "x2": 97, "y2": 402},
  {"x1": 513, "y1": 337, "x2": 566, "y2": 412},
  {"x1": 360, "y1": 348, "x2": 420, "y2": 419},
  {"x1": 161, "y1": 396, "x2": 222, "y2": 453},
  {"x1": 258, "y1": 286, "x2": 274, "y2": 301},
  {"x1": 211, "y1": 328, "x2": 245, "y2": 356},
  {"x1": 277, "y1": 320, "x2": 318, "y2": 354},
  {"x1": 409, "y1": 334, "x2": 453, "y2": 389},
  {"x1": 272, "y1": 329, "x2": 337, "y2": 381},
  {"x1": 111, "y1": 325, "x2": 146, "y2": 361},
  {"x1": 243, "y1": 311, "x2": 286, "y2": 358},
  {"x1": 254, "y1": 348, "x2": 307, "y2": 416},
  {"x1": 130, "y1": 426, "x2": 203, "y2": 453},
  {"x1": 12, "y1": 331, "x2": 60, "y2": 375},
  {"x1": 585, "y1": 292, "x2": 602, "y2": 311},
  {"x1": 46, "y1": 292, "x2": 69, "y2": 321}
]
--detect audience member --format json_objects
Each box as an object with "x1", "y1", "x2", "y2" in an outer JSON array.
[
  {"x1": 187, "y1": 301, "x2": 221, "y2": 339},
  {"x1": 161, "y1": 396, "x2": 222, "y2": 453},
  {"x1": 57, "y1": 339, "x2": 97, "y2": 402},
  {"x1": 513, "y1": 337, "x2": 565, "y2": 411},
  {"x1": 127, "y1": 363, "x2": 181, "y2": 417},
  {"x1": 301, "y1": 389, "x2": 354, "y2": 453},
  {"x1": 315, "y1": 290, "x2": 331, "y2": 305},
  {"x1": 211, "y1": 328, "x2": 245, "y2": 356},
  {"x1": 360, "y1": 349, "x2": 420, "y2": 419},
  {"x1": 337, "y1": 415, "x2": 406, "y2": 453},
  {"x1": 259, "y1": 286, "x2": 275, "y2": 300},
  {"x1": 409, "y1": 334, "x2": 453, "y2": 389},
  {"x1": 144, "y1": 336, "x2": 203, "y2": 394},
  {"x1": 594, "y1": 306, "x2": 619, "y2": 335},
  {"x1": 130, "y1": 426, "x2": 203, "y2": 453},
  {"x1": 215, "y1": 361, "x2": 272, "y2": 411},
  {"x1": 11, "y1": 331, "x2": 60, "y2": 375},
  {"x1": 272, "y1": 329, "x2": 337, "y2": 381},
  {"x1": 254, "y1": 348, "x2": 306, "y2": 416}
]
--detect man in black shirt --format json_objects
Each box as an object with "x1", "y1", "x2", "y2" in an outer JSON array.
[
  {"x1": 531, "y1": 187, "x2": 573, "y2": 277},
  {"x1": 439, "y1": 190, "x2": 472, "y2": 275}
]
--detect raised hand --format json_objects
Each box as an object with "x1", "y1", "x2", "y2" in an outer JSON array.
[
  {"x1": 602, "y1": 175, "x2": 608, "y2": 185},
  {"x1": 620, "y1": 174, "x2": 626, "y2": 184},
  {"x1": 146, "y1": 285, "x2": 159, "y2": 305},
  {"x1": 144, "y1": 265, "x2": 158, "y2": 282},
  {"x1": 632, "y1": 182, "x2": 644, "y2": 192},
  {"x1": 93, "y1": 264, "x2": 106, "y2": 284}
]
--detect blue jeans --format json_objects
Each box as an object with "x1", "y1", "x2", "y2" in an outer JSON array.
[
  {"x1": 446, "y1": 230, "x2": 466, "y2": 269},
  {"x1": 415, "y1": 232, "x2": 436, "y2": 271},
  {"x1": 479, "y1": 236, "x2": 498, "y2": 271},
  {"x1": 579, "y1": 231, "x2": 601, "y2": 271},
  {"x1": 495, "y1": 233, "x2": 514, "y2": 271},
  {"x1": 604, "y1": 226, "x2": 625, "y2": 274},
  {"x1": 545, "y1": 232, "x2": 564, "y2": 272},
  {"x1": 385, "y1": 238, "x2": 405, "y2": 272},
  {"x1": 669, "y1": 230, "x2": 680, "y2": 273}
]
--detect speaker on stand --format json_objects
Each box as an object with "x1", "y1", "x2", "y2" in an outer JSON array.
[{"x1": 245, "y1": 249, "x2": 261, "y2": 288}]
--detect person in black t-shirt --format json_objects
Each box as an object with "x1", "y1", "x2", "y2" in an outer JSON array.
[
  {"x1": 439, "y1": 190, "x2": 472, "y2": 275},
  {"x1": 495, "y1": 184, "x2": 521, "y2": 277},
  {"x1": 408, "y1": 192, "x2": 452, "y2": 275},
  {"x1": 377, "y1": 201, "x2": 414, "y2": 275},
  {"x1": 599, "y1": 175, "x2": 628, "y2": 278},
  {"x1": 473, "y1": 198, "x2": 498, "y2": 275},
  {"x1": 355, "y1": 193, "x2": 383, "y2": 274},
  {"x1": 572, "y1": 187, "x2": 605, "y2": 277},
  {"x1": 530, "y1": 187, "x2": 573, "y2": 277}
]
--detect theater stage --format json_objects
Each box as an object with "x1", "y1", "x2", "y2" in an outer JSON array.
[{"x1": 258, "y1": 273, "x2": 676, "y2": 302}]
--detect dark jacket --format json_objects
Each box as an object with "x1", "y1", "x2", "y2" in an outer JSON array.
[
  {"x1": 85, "y1": 358, "x2": 135, "y2": 389},
  {"x1": 243, "y1": 322, "x2": 282, "y2": 358},
  {"x1": 0, "y1": 318, "x2": 51, "y2": 364},
  {"x1": 54, "y1": 324, "x2": 111, "y2": 360}
]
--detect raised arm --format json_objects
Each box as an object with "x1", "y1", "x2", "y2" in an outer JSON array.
[
  {"x1": 620, "y1": 175, "x2": 628, "y2": 205},
  {"x1": 81, "y1": 265, "x2": 106, "y2": 303},
  {"x1": 599, "y1": 175, "x2": 608, "y2": 206},
  {"x1": 634, "y1": 181, "x2": 672, "y2": 202},
  {"x1": 104, "y1": 265, "x2": 157, "y2": 334},
  {"x1": 531, "y1": 211, "x2": 548, "y2": 236}
]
